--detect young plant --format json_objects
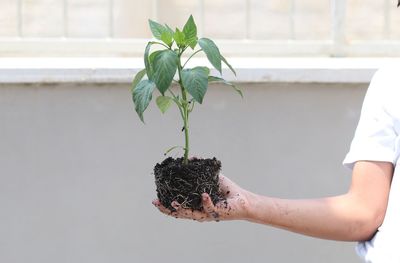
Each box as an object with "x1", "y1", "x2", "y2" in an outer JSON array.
[{"x1": 131, "y1": 15, "x2": 242, "y2": 165}]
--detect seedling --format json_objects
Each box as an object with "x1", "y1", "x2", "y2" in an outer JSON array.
[
  {"x1": 131, "y1": 15, "x2": 241, "y2": 164},
  {"x1": 131, "y1": 15, "x2": 242, "y2": 210}
]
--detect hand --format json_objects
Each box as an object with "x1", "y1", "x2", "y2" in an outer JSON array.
[{"x1": 152, "y1": 174, "x2": 252, "y2": 222}]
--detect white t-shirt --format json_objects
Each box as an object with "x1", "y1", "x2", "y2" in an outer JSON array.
[{"x1": 343, "y1": 67, "x2": 400, "y2": 262}]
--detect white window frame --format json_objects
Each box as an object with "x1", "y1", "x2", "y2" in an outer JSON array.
[
  {"x1": 2, "y1": 0, "x2": 400, "y2": 58},
  {"x1": 2, "y1": 38, "x2": 400, "y2": 57}
]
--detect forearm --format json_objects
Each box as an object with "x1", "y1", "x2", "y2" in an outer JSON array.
[
  {"x1": 245, "y1": 192, "x2": 382, "y2": 241},
  {"x1": 154, "y1": 162, "x2": 391, "y2": 240}
]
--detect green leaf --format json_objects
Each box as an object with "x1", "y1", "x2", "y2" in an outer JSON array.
[
  {"x1": 174, "y1": 28, "x2": 185, "y2": 47},
  {"x1": 198, "y1": 38, "x2": 222, "y2": 74},
  {"x1": 131, "y1": 69, "x2": 146, "y2": 93},
  {"x1": 165, "y1": 25, "x2": 175, "y2": 45},
  {"x1": 181, "y1": 67, "x2": 210, "y2": 104},
  {"x1": 165, "y1": 24, "x2": 175, "y2": 35},
  {"x1": 208, "y1": 76, "x2": 243, "y2": 98},
  {"x1": 183, "y1": 15, "x2": 198, "y2": 49},
  {"x1": 152, "y1": 49, "x2": 178, "y2": 94},
  {"x1": 148, "y1": 19, "x2": 167, "y2": 40},
  {"x1": 148, "y1": 20, "x2": 173, "y2": 46},
  {"x1": 161, "y1": 31, "x2": 173, "y2": 46},
  {"x1": 144, "y1": 42, "x2": 153, "y2": 80},
  {"x1": 132, "y1": 79, "x2": 156, "y2": 122},
  {"x1": 156, "y1": 96, "x2": 173, "y2": 113},
  {"x1": 221, "y1": 55, "x2": 236, "y2": 76},
  {"x1": 149, "y1": 50, "x2": 162, "y2": 64}
]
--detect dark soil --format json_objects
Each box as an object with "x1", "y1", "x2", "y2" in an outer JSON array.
[{"x1": 154, "y1": 157, "x2": 223, "y2": 211}]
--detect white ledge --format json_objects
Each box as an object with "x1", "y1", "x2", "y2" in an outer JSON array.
[{"x1": 0, "y1": 57, "x2": 399, "y2": 84}]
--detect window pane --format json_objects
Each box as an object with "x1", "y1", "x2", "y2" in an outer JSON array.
[
  {"x1": 204, "y1": 0, "x2": 246, "y2": 39},
  {"x1": 346, "y1": 0, "x2": 385, "y2": 41},
  {"x1": 250, "y1": 0, "x2": 291, "y2": 40},
  {"x1": 157, "y1": 0, "x2": 200, "y2": 32},
  {"x1": 294, "y1": 0, "x2": 330, "y2": 40},
  {"x1": 113, "y1": 0, "x2": 152, "y2": 38},
  {"x1": 22, "y1": 0, "x2": 63, "y2": 37},
  {"x1": 0, "y1": 0, "x2": 18, "y2": 37},
  {"x1": 250, "y1": 0, "x2": 330, "y2": 40},
  {"x1": 68, "y1": 0, "x2": 109, "y2": 38},
  {"x1": 388, "y1": 2, "x2": 400, "y2": 40}
]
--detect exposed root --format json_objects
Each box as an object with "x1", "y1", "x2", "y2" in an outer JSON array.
[{"x1": 154, "y1": 157, "x2": 224, "y2": 211}]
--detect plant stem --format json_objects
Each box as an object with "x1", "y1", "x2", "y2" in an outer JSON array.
[
  {"x1": 177, "y1": 51, "x2": 190, "y2": 165},
  {"x1": 149, "y1": 41, "x2": 170, "y2": 49},
  {"x1": 168, "y1": 89, "x2": 185, "y2": 121},
  {"x1": 181, "y1": 87, "x2": 190, "y2": 165},
  {"x1": 182, "y1": 49, "x2": 203, "y2": 68}
]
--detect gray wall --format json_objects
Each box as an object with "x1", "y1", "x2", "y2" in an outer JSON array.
[{"x1": 0, "y1": 82, "x2": 367, "y2": 263}]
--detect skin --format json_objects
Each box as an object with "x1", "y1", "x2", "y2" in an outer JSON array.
[{"x1": 153, "y1": 160, "x2": 394, "y2": 242}]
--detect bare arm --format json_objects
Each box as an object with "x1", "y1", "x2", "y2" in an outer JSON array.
[
  {"x1": 248, "y1": 161, "x2": 393, "y2": 241},
  {"x1": 153, "y1": 161, "x2": 393, "y2": 241}
]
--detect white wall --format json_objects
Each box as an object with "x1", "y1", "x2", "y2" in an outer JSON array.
[{"x1": 0, "y1": 82, "x2": 366, "y2": 263}]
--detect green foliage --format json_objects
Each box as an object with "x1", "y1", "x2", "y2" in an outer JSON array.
[
  {"x1": 132, "y1": 80, "x2": 156, "y2": 122},
  {"x1": 208, "y1": 76, "x2": 243, "y2": 98},
  {"x1": 131, "y1": 68, "x2": 146, "y2": 94},
  {"x1": 156, "y1": 96, "x2": 173, "y2": 113},
  {"x1": 148, "y1": 20, "x2": 173, "y2": 45},
  {"x1": 152, "y1": 50, "x2": 178, "y2": 94},
  {"x1": 144, "y1": 42, "x2": 153, "y2": 79},
  {"x1": 165, "y1": 24, "x2": 175, "y2": 35},
  {"x1": 198, "y1": 38, "x2": 222, "y2": 74},
  {"x1": 131, "y1": 15, "x2": 241, "y2": 162},
  {"x1": 161, "y1": 31, "x2": 173, "y2": 46},
  {"x1": 183, "y1": 15, "x2": 198, "y2": 49},
  {"x1": 173, "y1": 28, "x2": 185, "y2": 47},
  {"x1": 182, "y1": 67, "x2": 209, "y2": 104},
  {"x1": 221, "y1": 55, "x2": 237, "y2": 76}
]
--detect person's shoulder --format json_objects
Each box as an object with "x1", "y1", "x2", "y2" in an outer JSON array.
[
  {"x1": 374, "y1": 66, "x2": 397, "y2": 78},
  {"x1": 370, "y1": 66, "x2": 399, "y2": 93},
  {"x1": 370, "y1": 66, "x2": 400, "y2": 112},
  {"x1": 374, "y1": 66, "x2": 399, "y2": 83}
]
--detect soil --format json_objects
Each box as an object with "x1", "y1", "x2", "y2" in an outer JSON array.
[{"x1": 154, "y1": 157, "x2": 223, "y2": 211}]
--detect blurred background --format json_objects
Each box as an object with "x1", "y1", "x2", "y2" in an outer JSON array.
[
  {"x1": 0, "y1": 0, "x2": 400, "y2": 56},
  {"x1": 1, "y1": 1, "x2": 399, "y2": 263}
]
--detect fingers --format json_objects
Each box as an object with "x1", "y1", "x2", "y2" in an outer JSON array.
[
  {"x1": 171, "y1": 201, "x2": 180, "y2": 210},
  {"x1": 152, "y1": 199, "x2": 175, "y2": 216},
  {"x1": 172, "y1": 201, "x2": 208, "y2": 221},
  {"x1": 202, "y1": 193, "x2": 220, "y2": 220},
  {"x1": 153, "y1": 193, "x2": 231, "y2": 222},
  {"x1": 152, "y1": 199, "x2": 210, "y2": 222}
]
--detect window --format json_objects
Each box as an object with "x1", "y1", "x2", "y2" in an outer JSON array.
[{"x1": 0, "y1": 0, "x2": 399, "y2": 57}]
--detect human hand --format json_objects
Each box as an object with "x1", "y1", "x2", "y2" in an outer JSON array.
[{"x1": 152, "y1": 174, "x2": 252, "y2": 222}]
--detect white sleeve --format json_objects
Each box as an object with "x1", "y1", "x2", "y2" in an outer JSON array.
[{"x1": 343, "y1": 68, "x2": 398, "y2": 170}]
